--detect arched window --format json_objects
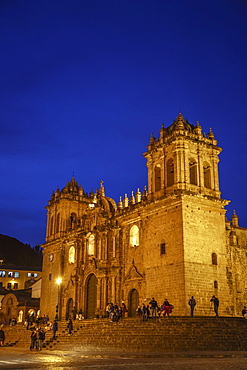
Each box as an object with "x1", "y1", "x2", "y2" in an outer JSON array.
[
  {"x1": 129, "y1": 225, "x2": 139, "y2": 247},
  {"x1": 212, "y1": 253, "x2": 217, "y2": 265},
  {"x1": 69, "y1": 246, "x2": 75, "y2": 264},
  {"x1": 214, "y1": 281, "x2": 218, "y2": 289},
  {"x1": 189, "y1": 159, "x2": 197, "y2": 185},
  {"x1": 203, "y1": 163, "x2": 211, "y2": 189},
  {"x1": 154, "y1": 164, "x2": 161, "y2": 192},
  {"x1": 88, "y1": 234, "x2": 95, "y2": 256},
  {"x1": 167, "y1": 159, "x2": 174, "y2": 187}
]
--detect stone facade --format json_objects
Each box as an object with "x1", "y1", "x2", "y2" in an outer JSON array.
[{"x1": 40, "y1": 113, "x2": 247, "y2": 319}]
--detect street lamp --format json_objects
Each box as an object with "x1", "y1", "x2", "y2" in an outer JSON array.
[{"x1": 55, "y1": 277, "x2": 62, "y2": 321}]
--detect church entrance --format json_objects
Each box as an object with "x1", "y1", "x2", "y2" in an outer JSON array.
[
  {"x1": 128, "y1": 289, "x2": 139, "y2": 317},
  {"x1": 66, "y1": 298, "x2": 73, "y2": 320},
  {"x1": 85, "y1": 274, "x2": 97, "y2": 319}
]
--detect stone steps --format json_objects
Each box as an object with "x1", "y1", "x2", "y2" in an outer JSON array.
[
  {"x1": 3, "y1": 317, "x2": 247, "y2": 351},
  {"x1": 48, "y1": 317, "x2": 247, "y2": 351},
  {"x1": 3, "y1": 325, "x2": 30, "y2": 347}
]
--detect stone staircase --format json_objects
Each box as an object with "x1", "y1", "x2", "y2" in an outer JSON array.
[
  {"x1": 3, "y1": 317, "x2": 247, "y2": 351},
  {"x1": 45, "y1": 316, "x2": 247, "y2": 352},
  {"x1": 3, "y1": 325, "x2": 30, "y2": 348}
]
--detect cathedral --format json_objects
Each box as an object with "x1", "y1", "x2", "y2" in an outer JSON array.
[{"x1": 40, "y1": 113, "x2": 247, "y2": 319}]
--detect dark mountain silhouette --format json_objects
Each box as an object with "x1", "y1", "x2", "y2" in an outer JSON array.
[{"x1": 0, "y1": 234, "x2": 42, "y2": 269}]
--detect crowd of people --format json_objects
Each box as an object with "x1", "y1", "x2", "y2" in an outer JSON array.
[
  {"x1": 136, "y1": 298, "x2": 174, "y2": 321},
  {"x1": 106, "y1": 302, "x2": 127, "y2": 322},
  {"x1": 0, "y1": 313, "x2": 58, "y2": 350},
  {"x1": 28, "y1": 315, "x2": 59, "y2": 350}
]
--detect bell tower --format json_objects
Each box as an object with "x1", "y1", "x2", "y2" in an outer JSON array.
[{"x1": 143, "y1": 113, "x2": 222, "y2": 200}]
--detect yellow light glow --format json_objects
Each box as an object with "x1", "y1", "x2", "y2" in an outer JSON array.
[{"x1": 56, "y1": 277, "x2": 62, "y2": 285}]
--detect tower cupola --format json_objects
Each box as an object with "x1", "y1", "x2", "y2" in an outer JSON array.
[{"x1": 143, "y1": 113, "x2": 222, "y2": 200}]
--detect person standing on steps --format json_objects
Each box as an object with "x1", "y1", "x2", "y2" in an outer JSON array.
[
  {"x1": 161, "y1": 299, "x2": 173, "y2": 317},
  {"x1": 38, "y1": 328, "x2": 45, "y2": 350},
  {"x1": 30, "y1": 329, "x2": 37, "y2": 350},
  {"x1": 149, "y1": 298, "x2": 158, "y2": 318},
  {"x1": 141, "y1": 304, "x2": 148, "y2": 321},
  {"x1": 52, "y1": 320, "x2": 58, "y2": 339},
  {"x1": 188, "y1": 296, "x2": 196, "y2": 317},
  {"x1": 67, "y1": 318, "x2": 73, "y2": 335},
  {"x1": 120, "y1": 301, "x2": 127, "y2": 318},
  {"x1": 71, "y1": 307, "x2": 77, "y2": 320},
  {"x1": 210, "y1": 295, "x2": 219, "y2": 316}
]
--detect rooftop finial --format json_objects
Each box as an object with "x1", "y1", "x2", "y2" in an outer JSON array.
[
  {"x1": 232, "y1": 210, "x2": 239, "y2": 227},
  {"x1": 100, "y1": 180, "x2": 105, "y2": 196},
  {"x1": 208, "y1": 127, "x2": 214, "y2": 139},
  {"x1": 124, "y1": 193, "x2": 129, "y2": 208},
  {"x1": 118, "y1": 196, "x2": 123, "y2": 209}
]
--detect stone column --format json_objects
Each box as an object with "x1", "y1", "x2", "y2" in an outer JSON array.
[
  {"x1": 98, "y1": 238, "x2": 102, "y2": 260},
  {"x1": 105, "y1": 235, "x2": 108, "y2": 260},
  {"x1": 112, "y1": 236, "x2": 116, "y2": 258},
  {"x1": 112, "y1": 276, "x2": 116, "y2": 303}
]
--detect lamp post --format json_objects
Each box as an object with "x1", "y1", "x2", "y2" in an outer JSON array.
[{"x1": 55, "y1": 277, "x2": 62, "y2": 321}]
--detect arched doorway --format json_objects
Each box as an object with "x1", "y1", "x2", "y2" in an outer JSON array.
[
  {"x1": 128, "y1": 289, "x2": 139, "y2": 317},
  {"x1": 66, "y1": 298, "x2": 73, "y2": 320},
  {"x1": 86, "y1": 274, "x2": 97, "y2": 319}
]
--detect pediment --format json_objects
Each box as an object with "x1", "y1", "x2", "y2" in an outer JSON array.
[{"x1": 125, "y1": 263, "x2": 143, "y2": 281}]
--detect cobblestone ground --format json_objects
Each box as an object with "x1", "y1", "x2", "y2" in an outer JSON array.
[{"x1": 0, "y1": 349, "x2": 247, "y2": 370}]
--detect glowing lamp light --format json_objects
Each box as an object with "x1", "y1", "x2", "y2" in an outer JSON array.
[{"x1": 56, "y1": 277, "x2": 62, "y2": 285}]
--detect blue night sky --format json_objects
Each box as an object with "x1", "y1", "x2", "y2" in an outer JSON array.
[{"x1": 0, "y1": 0, "x2": 247, "y2": 247}]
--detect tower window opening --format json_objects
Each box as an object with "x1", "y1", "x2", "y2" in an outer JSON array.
[
  {"x1": 49, "y1": 216, "x2": 54, "y2": 236},
  {"x1": 55, "y1": 213, "x2": 60, "y2": 233},
  {"x1": 203, "y1": 164, "x2": 211, "y2": 189},
  {"x1": 154, "y1": 164, "x2": 161, "y2": 192},
  {"x1": 189, "y1": 160, "x2": 197, "y2": 185},
  {"x1": 167, "y1": 159, "x2": 174, "y2": 187},
  {"x1": 160, "y1": 243, "x2": 166, "y2": 255},
  {"x1": 214, "y1": 281, "x2": 218, "y2": 289},
  {"x1": 70, "y1": 213, "x2": 77, "y2": 229},
  {"x1": 69, "y1": 246, "x2": 75, "y2": 263},
  {"x1": 212, "y1": 253, "x2": 217, "y2": 265},
  {"x1": 88, "y1": 234, "x2": 95, "y2": 255},
  {"x1": 129, "y1": 225, "x2": 139, "y2": 247}
]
